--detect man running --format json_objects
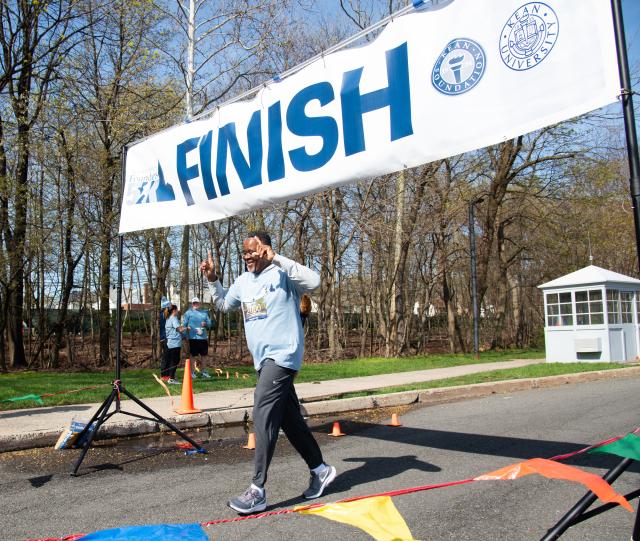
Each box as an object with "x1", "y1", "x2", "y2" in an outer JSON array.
[{"x1": 200, "y1": 231, "x2": 335, "y2": 514}]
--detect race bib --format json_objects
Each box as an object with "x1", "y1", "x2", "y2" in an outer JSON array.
[{"x1": 242, "y1": 296, "x2": 267, "y2": 322}]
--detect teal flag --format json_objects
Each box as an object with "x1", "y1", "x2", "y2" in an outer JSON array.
[
  {"x1": 588, "y1": 434, "x2": 640, "y2": 461},
  {"x1": 4, "y1": 394, "x2": 44, "y2": 405}
]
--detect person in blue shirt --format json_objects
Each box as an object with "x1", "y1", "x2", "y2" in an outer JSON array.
[
  {"x1": 159, "y1": 297, "x2": 171, "y2": 363},
  {"x1": 200, "y1": 230, "x2": 335, "y2": 515},
  {"x1": 182, "y1": 297, "x2": 212, "y2": 378},
  {"x1": 162, "y1": 304, "x2": 185, "y2": 385}
]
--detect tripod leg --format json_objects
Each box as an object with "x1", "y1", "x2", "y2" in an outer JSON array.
[
  {"x1": 70, "y1": 388, "x2": 118, "y2": 476},
  {"x1": 72, "y1": 390, "x2": 113, "y2": 444},
  {"x1": 120, "y1": 387, "x2": 206, "y2": 452},
  {"x1": 540, "y1": 457, "x2": 633, "y2": 540}
]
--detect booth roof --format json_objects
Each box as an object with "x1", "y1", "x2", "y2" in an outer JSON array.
[{"x1": 538, "y1": 265, "x2": 640, "y2": 290}]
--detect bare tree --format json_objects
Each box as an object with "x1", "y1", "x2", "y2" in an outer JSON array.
[{"x1": 0, "y1": 0, "x2": 85, "y2": 368}]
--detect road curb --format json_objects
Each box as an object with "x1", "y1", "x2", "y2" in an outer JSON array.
[{"x1": 2, "y1": 366, "x2": 639, "y2": 452}]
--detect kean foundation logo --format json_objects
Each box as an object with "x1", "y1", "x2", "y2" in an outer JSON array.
[{"x1": 431, "y1": 38, "x2": 486, "y2": 96}]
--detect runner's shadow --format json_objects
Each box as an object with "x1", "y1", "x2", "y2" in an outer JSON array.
[
  {"x1": 270, "y1": 454, "x2": 439, "y2": 510},
  {"x1": 331, "y1": 455, "x2": 440, "y2": 493}
]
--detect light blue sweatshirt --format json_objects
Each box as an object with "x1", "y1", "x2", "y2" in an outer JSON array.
[
  {"x1": 182, "y1": 308, "x2": 211, "y2": 340},
  {"x1": 207, "y1": 254, "x2": 320, "y2": 371},
  {"x1": 165, "y1": 314, "x2": 184, "y2": 349}
]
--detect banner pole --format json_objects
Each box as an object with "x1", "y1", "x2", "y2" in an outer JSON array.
[
  {"x1": 115, "y1": 147, "x2": 127, "y2": 381},
  {"x1": 539, "y1": 457, "x2": 633, "y2": 540},
  {"x1": 611, "y1": 0, "x2": 640, "y2": 271},
  {"x1": 71, "y1": 144, "x2": 207, "y2": 475}
]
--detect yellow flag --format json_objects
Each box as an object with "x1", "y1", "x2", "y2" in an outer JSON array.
[{"x1": 297, "y1": 496, "x2": 419, "y2": 541}]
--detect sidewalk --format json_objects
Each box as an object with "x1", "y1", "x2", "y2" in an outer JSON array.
[{"x1": 2, "y1": 358, "x2": 637, "y2": 452}]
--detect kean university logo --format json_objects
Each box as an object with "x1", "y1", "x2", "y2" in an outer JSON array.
[
  {"x1": 500, "y1": 2, "x2": 559, "y2": 71},
  {"x1": 431, "y1": 38, "x2": 486, "y2": 96}
]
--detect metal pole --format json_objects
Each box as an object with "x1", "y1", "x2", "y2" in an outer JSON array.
[
  {"x1": 469, "y1": 200, "x2": 480, "y2": 360},
  {"x1": 539, "y1": 457, "x2": 633, "y2": 540},
  {"x1": 632, "y1": 497, "x2": 640, "y2": 541},
  {"x1": 611, "y1": 0, "x2": 640, "y2": 271},
  {"x1": 115, "y1": 148, "x2": 127, "y2": 381}
]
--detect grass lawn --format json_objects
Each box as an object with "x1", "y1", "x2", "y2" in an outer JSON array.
[
  {"x1": 331, "y1": 362, "x2": 638, "y2": 400},
  {"x1": 0, "y1": 350, "x2": 544, "y2": 411}
]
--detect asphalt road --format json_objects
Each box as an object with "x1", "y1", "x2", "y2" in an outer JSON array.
[{"x1": 2, "y1": 377, "x2": 640, "y2": 541}]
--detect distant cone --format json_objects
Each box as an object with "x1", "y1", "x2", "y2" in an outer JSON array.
[
  {"x1": 388, "y1": 413, "x2": 402, "y2": 427},
  {"x1": 329, "y1": 421, "x2": 346, "y2": 437},
  {"x1": 176, "y1": 358, "x2": 202, "y2": 414},
  {"x1": 243, "y1": 432, "x2": 256, "y2": 450}
]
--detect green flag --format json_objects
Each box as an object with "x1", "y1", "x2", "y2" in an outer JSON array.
[
  {"x1": 588, "y1": 434, "x2": 640, "y2": 461},
  {"x1": 3, "y1": 394, "x2": 44, "y2": 405}
]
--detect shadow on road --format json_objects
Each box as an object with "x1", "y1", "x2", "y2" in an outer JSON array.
[
  {"x1": 311, "y1": 420, "x2": 640, "y2": 473},
  {"x1": 270, "y1": 453, "x2": 439, "y2": 510},
  {"x1": 334, "y1": 455, "x2": 440, "y2": 492}
]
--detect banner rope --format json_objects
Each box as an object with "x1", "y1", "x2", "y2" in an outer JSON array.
[
  {"x1": 2, "y1": 384, "x2": 110, "y2": 405},
  {"x1": 25, "y1": 427, "x2": 640, "y2": 540}
]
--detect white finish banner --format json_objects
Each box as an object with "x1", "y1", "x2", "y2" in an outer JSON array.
[{"x1": 120, "y1": 0, "x2": 619, "y2": 233}]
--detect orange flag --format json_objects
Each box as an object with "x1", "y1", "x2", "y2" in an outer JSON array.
[{"x1": 475, "y1": 458, "x2": 632, "y2": 512}]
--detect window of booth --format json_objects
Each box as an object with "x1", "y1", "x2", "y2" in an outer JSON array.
[
  {"x1": 621, "y1": 291, "x2": 633, "y2": 323},
  {"x1": 575, "y1": 289, "x2": 603, "y2": 325},
  {"x1": 607, "y1": 289, "x2": 620, "y2": 324},
  {"x1": 546, "y1": 292, "x2": 573, "y2": 326}
]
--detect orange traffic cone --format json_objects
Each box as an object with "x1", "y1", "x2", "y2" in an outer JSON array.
[
  {"x1": 243, "y1": 432, "x2": 256, "y2": 449},
  {"x1": 329, "y1": 421, "x2": 346, "y2": 437},
  {"x1": 388, "y1": 413, "x2": 402, "y2": 427},
  {"x1": 176, "y1": 359, "x2": 202, "y2": 415}
]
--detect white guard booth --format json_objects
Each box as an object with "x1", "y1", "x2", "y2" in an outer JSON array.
[{"x1": 538, "y1": 265, "x2": 640, "y2": 362}]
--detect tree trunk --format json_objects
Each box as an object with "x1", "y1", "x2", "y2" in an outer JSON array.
[
  {"x1": 180, "y1": 225, "x2": 190, "y2": 310},
  {"x1": 7, "y1": 124, "x2": 29, "y2": 368}
]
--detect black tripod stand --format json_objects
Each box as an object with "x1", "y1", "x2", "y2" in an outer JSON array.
[
  {"x1": 71, "y1": 150, "x2": 206, "y2": 475},
  {"x1": 71, "y1": 377, "x2": 206, "y2": 476}
]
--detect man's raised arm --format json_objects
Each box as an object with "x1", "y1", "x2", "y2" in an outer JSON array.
[
  {"x1": 200, "y1": 251, "x2": 240, "y2": 313},
  {"x1": 272, "y1": 254, "x2": 320, "y2": 294}
]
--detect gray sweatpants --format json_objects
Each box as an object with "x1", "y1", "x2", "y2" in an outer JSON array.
[{"x1": 252, "y1": 359, "x2": 324, "y2": 487}]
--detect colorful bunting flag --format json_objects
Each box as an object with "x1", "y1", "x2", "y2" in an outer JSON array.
[
  {"x1": 3, "y1": 393, "x2": 44, "y2": 405},
  {"x1": 588, "y1": 433, "x2": 640, "y2": 461},
  {"x1": 475, "y1": 458, "x2": 632, "y2": 512},
  {"x1": 298, "y1": 496, "x2": 418, "y2": 541},
  {"x1": 79, "y1": 524, "x2": 209, "y2": 540}
]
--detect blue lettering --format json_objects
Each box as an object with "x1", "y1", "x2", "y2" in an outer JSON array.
[
  {"x1": 286, "y1": 82, "x2": 338, "y2": 172},
  {"x1": 267, "y1": 102, "x2": 285, "y2": 181},
  {"x1": 198, "y1": 131, "x2": 218, "y2": 200},
  {"x1": 341, "y1": 42, "x2": 413, "y2": 157},
  {"x1": 176, "y1": 137, "x2": 200, "y2": 206},
  {"x1": 216, "y1": 110, "x2": 263, "y2": 192}
]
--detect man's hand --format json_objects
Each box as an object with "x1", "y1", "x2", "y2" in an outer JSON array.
[
  {"x1": 256, "y1": 240, "x2": 275, "y2": 263},
  {"x1": 199, "y1": 250, "x2": 218, "y2": 282}
]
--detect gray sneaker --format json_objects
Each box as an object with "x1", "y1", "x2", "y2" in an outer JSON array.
[
  {"x1": 228, "y1": 486, "x2": 267, "y2": 514},
  {"x1": 303, "y1": 465, "x2": 336, "y2": 499},
  {"x1": 167, "y1": 378, "x2": 180, "y2": 385}
]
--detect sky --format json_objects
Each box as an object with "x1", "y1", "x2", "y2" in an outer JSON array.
[{"x1": 623, "y1": 0, "x2": 640, "y2": 74}]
